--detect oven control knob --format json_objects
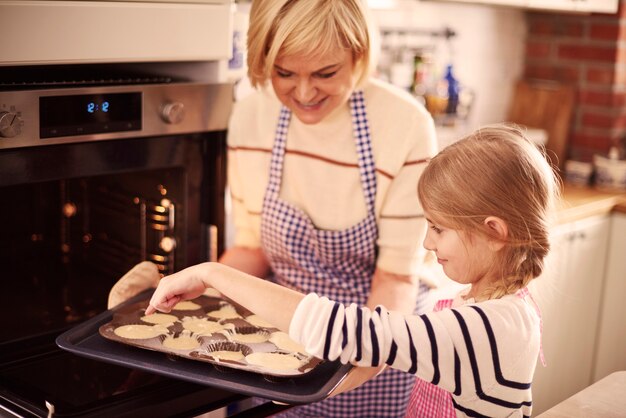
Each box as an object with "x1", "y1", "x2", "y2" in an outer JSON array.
[
  {"x1": 0, "y1": 111, "x2": 22, "y2": 138},
  {"x1": 160, "y1": 102, "x2": 185, "y2": 124}
]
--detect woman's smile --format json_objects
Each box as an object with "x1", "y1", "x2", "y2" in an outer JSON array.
[{"x1": 271, "y1": 47, "x2": 356, "y2": 125}]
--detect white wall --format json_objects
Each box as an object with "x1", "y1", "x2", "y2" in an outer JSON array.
[{"x1": 371, "y1": 0, "x2": 526, "y2": 138}]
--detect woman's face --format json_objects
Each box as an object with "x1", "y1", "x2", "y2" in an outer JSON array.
[
  {"x1": 271, "y1": 47, "x2": 357, "y2": 125},
  {"x1": 422, "y1": 212, "x2": 495, "y2": 297}
]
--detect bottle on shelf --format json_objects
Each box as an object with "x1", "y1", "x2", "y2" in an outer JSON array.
[{"x1": 444, "y1": 64, "x2": 459, "y2": 115}]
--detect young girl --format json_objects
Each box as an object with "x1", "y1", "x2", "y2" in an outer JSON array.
[{"x1": 146, "y1": 124, "x2": 559, "y2": 418}]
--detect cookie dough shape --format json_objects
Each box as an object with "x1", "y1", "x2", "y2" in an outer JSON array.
[
  {"x1": 228, "y1": 331, "x2": 269, "y2": 344},
  {"x1": 245, "y1": 315, "x2": 275, "y2": 328},
  {"x1": 245, "y1": 352, "x2": 302, "y2": 371},
  {"x1": 173, "y1": 300, "x2": 202, "y2": 311},
  {"x1": 207, "y1": 305, "x2": 241, "y2": 320},
  {"x1": 269, "y1": 331, "x2": 306, "y2": 353},
  {"x1": 182, "y1": 317, "x2": 227, "y2": 335},
  {"x1": 114, "y1": 324, "x2": 168, "y2": 339},
  {"x1": 162, "y1": 334, "x2": 201, "y2": 350},
  {"x1": 209, "y1": 350, "x2": 245, "y2": 361},
  {"x1": 141, "y1": 313, "x2": 178, "y2": 325},
  {"x1": 203, "y1": 288, "x2": 222, "y2": 298}
]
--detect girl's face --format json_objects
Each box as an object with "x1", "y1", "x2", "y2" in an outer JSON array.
[
  {"x1": 423, "y1": 212, "x2": 496, "y2": 298},
  {"x1": 271, "y1": 47, "x2": 357, "y2": 125}
]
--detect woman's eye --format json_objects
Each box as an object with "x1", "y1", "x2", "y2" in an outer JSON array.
[
  {"x1": 317, "y1": 71, "x2": 337, "y2": 79},
  {"x1": 275, "y1": 70, "x2": 292, "y2": 78}
]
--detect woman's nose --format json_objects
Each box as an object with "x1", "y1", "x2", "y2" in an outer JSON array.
[{"x1": 294, "y1": 78, "x2": 317, "y2": 103}]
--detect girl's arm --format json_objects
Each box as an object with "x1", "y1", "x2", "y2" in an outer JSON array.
[
  {"x1": 145, "y1": 262, "x2": 302, "y2": 332},
  {"x1": 332, "y1": 268, "x2": 420, "y2": 394}
]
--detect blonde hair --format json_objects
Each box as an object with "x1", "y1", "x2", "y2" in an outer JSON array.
[
  {"x1": 417, "y1": 124, "x2": 561, "y2": 300},
  {"x1": 247, "y1": 0, "x2": 374, "y2": 88}
]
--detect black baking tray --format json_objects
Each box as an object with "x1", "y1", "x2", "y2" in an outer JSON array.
[{"x1": 56, "y1": 289, "x2": 353, "y2": 405}]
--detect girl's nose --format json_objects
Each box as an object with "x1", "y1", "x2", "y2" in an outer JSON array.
[
  {"x1": 295, "y1": 79, "x2": 317, "y2": 103},
  {"x1": 423, "y1": 232, "x2": 435, "y2": 252}
]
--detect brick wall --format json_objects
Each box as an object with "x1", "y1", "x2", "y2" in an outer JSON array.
[{"x1": 525, "y1": 1, "x2": 626, "y2": 161}]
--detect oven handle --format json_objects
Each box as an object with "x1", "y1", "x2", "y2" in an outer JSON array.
[{"x1": 206, "y1": 224, "x2": 218, "y2": 262}]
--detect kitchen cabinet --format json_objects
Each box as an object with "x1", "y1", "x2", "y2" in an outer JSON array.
[
  {"x1": 592, "y1": 212, "x2": 626, "y2": 382},
  {"x1": 528, "y1": 215, "x2": 611, "y2": 415},
  {"x1": 528, "y1": 0, "x2": 618, "y2": 13},
  {"x1": 428, "y1": 0, "x2": 619, "y2": 13}
]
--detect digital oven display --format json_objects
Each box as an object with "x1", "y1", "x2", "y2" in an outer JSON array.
[{"x1": 40, "y1": 92, "x2": 142, "y2": 138}]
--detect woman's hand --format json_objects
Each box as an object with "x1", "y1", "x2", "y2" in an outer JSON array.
[{"x1": 145, "y1": 263, "x2": 212, "y2": 315}]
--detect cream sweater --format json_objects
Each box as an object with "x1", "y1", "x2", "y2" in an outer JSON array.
[{"x1": 227, "y1": 78, "x2": 437, "y2": 275}]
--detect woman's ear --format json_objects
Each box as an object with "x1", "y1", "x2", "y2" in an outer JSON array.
[{"x1": 484, "y1": 216, "x2": 508, "y2": 251}]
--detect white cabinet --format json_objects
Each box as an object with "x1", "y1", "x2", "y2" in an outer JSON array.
[
  {"x1": 427, "y1": 0, "x2": 619, "y2": 13},
  {"x1": 592, "y1": 212, "x2": 626, "y2": 382},
  {"x1": 528, "y1": 215, "x2": 611, "y2": 415},
  {"x1": 528, "y1": 0, "x2": 619, "y2": 13}
]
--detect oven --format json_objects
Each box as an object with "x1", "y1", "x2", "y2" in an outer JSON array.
[{"x1": 0, "y1": 64, "x2": 297, "y2": 418}]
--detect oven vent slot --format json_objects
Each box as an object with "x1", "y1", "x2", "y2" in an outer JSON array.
[{"x1": 0, "y1": 64, "x2": 184, "y2": 90}]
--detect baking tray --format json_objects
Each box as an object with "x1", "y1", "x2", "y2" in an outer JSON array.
[{"x1": 56, "y1": 289, "x2": 353, "y2": 405}]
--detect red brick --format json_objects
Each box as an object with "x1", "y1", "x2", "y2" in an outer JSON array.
[
  {"x1": 612, "y1": 92, "x2": 626, "y2": 106},
  {"x1": 524, "y1": 64, "x2": 581, "y2": 83},
  {"x1": 570, "y1": 132, "x2": 613, "y2": 150},
  {"x1": 586, "y1": 67, "x2": 616, "y2": 84},
  {"x1": 619, "y1": 0, "x2": 626, "y2": 18},
  {"x1": 524, "y1": 65, "x2": 557, "y2": 81},
  {"x1": 526, "y1": 41, "x2": 552, "y2": 59},
  {"x1": 578, "y1": 89, "x2": 614, "y2": 106},
  {"x1": 616, "y1": 113, "x2": 626, "y2": 129},
  {"x1": 528, "y1": 18, "x2": 556, "y2": 36},
  {"x1": 616, "y1": 46, "x2": 626, "y2": 64},
  {"x1": 619, "y1": 23, "x2": 626, "y2": 41},
  {"x1": 559, "y1": 44, "x2": 617, "y2": 62},
  {"x1": 582, "y1": 111, "x2": 617, "y2": 128},
  {"x1": 590, "y1": 23, "x2": 620, "y2": 40},
  {"x1": 527, "y1": 15, "x2": 585, "y2": 38}
]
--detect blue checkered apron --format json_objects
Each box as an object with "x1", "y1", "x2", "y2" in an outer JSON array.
[{"x1": 259, "y1": 91, "x2": 418, "y2": 417}]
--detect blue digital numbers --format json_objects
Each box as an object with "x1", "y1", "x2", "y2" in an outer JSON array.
[{"x1": 87, "y1": 101, "x2": 110, "y2": 114}]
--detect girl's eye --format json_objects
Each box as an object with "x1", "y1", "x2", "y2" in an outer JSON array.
[{"x1": 430, "y1": 225, "x2": 442, "y2": 234}]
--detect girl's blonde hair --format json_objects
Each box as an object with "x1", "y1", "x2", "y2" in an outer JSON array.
[
  {"x1": 247, "y1": 0, "x2": 374, "y2": 88},
  {"x1": 418, "y1": 124, "x2": 561, "y2": 300}
]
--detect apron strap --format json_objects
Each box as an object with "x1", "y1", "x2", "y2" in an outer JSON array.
[
  {"x1": 265, "y1": 106, "x2": 291, "y2": 200},
  {"x1": 350, "y1": 90, "x2": 376, "y2": 214}
]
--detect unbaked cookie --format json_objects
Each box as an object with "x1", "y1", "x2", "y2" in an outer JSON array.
[
  {"x1": 245, "y1": 352, "x2": 302, "y2": 371},
  {"x1": 114, "y1": 324, "x2": 168, "y2": 339}
]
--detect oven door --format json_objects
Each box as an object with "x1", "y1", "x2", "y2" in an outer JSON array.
[{"x1": 0, "y1": 133, "x2": 240, "y2": 417}]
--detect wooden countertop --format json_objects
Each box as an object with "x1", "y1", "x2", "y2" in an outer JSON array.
[
  {"x1": 537, "y1": 371, "x2": 626, "y2": 417},
  {"x1": 557, "y1": 185, "x2": 626, "y2": 224}
]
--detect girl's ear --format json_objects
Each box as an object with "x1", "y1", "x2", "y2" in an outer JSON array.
[{"x1": 484, "y1": 216, "x2": 508, "y2": 251}]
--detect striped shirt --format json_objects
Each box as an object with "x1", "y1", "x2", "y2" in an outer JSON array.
[{"x1": 289, "y1": 289, "x2": 541, "y2": 417}]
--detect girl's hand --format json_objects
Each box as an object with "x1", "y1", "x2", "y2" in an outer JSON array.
[{"x1": 145, "y1": 263, "x2": 212, "y2": 315}]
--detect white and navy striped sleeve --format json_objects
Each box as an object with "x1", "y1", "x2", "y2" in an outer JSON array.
[{"x1": 289, "y1": 293, "x2": 540, "y2": 417}]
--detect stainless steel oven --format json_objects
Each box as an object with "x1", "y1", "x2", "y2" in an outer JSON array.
[{"x1": 0, "y1": 64, "x2": 259, "y2": 418}]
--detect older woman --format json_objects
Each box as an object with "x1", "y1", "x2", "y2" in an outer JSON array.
[{"x1": 217, "y1": 1, "x2": 437, "y2": 416}]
